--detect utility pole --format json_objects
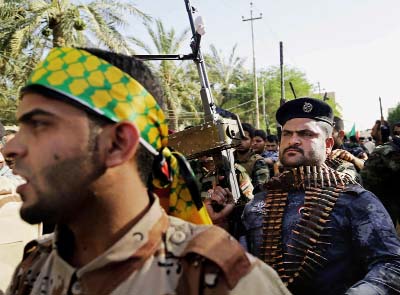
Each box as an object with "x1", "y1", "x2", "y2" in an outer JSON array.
[
  {"x1": 242, "y1": 2, "x2": 262, "y2": 128},
  {"x1": 261, "y1": 76, "x2": 270, "y2": 134}
]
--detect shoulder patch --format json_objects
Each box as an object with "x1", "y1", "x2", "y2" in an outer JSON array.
[
  {"x1": 7, "y1": 235, "x2": 53, "y2": 295},
  {"x1": 22, "y1": 240, "x2": 39, "y2": 260},
  {"x1": 166, "y1": 216, "x2": 209, "y2": 254},
  {"x1": 181, "y1": 226, "x2": 251, "y2": 289}
]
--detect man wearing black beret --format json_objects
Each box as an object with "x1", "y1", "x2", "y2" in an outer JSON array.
[{"x1": 245, "y1": 97, "x2": 400, "y2": 294}]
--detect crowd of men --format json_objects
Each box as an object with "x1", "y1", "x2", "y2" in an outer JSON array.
[{"x1": 0, "y1": 46, "x2": 399, "y2": 295}]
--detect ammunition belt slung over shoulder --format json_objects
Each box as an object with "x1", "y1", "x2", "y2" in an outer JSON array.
[{"x1": 261, "y1": 165, "x2": 355, "y2": 287}]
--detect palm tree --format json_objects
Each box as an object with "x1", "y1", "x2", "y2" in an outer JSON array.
[
  {"x1": 130, "y1": 19, "x2": 200, "y2": 130},
  {"x1": 205, "y1": 44, "x2": 246, "y2": 106},
  {"x1": 0, "y1": 34, "x2": 45, "y2": 124},
  {"x1": 0, "y1": 0, "x2": 148, "y2": 123},
  {"x1": 0, "y1": 96, "x2": 18, "y2": 125},
  {"x1": 0, "y1": 0, "x2": 148, "y2": 56}
]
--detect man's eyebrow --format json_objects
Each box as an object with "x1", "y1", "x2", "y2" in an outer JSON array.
[
  {"x1": 297, "y1": 129, "x2": 317, "y2": 133},
  {"x1": 17, "y1": 109, "x2": 56, "y2": 123},
  {"x1": 282, "y1": 129, "x2": 317, "y2": 133}
]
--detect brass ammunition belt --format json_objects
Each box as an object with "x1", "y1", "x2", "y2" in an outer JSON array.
[{"x1": 261, "y1": 165, "x2": 355, "y2": 287}]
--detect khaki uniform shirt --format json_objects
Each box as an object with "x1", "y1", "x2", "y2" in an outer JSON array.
[{"x1": 6, "y1": 198, "x2": 290, "y2": 295}]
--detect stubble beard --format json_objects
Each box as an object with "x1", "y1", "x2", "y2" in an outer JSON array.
[
  {"x1": 280, "y1": 147, "x2": 325, "y2": 168},
  {"x1": 20, "y1": 131, "x2": 106, "y2": 225}
]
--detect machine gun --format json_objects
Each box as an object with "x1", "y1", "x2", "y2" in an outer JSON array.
[{"x1": 134, "y1": 0, "x2": 244, "y2": 202}]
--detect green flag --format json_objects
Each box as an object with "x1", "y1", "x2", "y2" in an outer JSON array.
[{"x1": 347, "y1": 123, "x2": 356, "y2": 138}]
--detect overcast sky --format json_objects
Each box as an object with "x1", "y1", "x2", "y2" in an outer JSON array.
[{"x1": 127, "y1": 0, "x2": 400, "y2": 131}]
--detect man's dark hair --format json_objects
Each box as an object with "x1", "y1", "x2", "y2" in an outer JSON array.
[
  {"x1": 242, "y1": 123, "x2": 255, "y2": 138},
  {"x1": 266, "y1": 134, "x2": 278, "y2": 143},
  {"x1": 333, "y1": 116, "x2": 344, "y2": 132},
  {"x1": 23, "y1": 48, "x2": 165, "y2": 184},
  {"x1": 254, "y1": 129, "x2": 267, "y2": 141}
]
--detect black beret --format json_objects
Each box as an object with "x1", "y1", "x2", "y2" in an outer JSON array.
[{"x1": 276, "y1": 97, "x2": 334, "y2": 126}]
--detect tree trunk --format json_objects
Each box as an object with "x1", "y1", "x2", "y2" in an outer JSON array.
[
  {"x1": 166, "y1": 98, "x2": 178, "y2": 131},
  {"x1": 52, "y1": 20, "x2": 66, "y2": 47}
]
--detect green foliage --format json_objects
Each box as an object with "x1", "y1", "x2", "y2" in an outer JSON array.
[
  {"x1": 205, "y1": 44, "x2": 247, "y2": 106},
  {"x1": 0, "y1": 6, "x2": 342, "y2": 134},
  {"x1": 220, "y1": 66, "x2": 342, "y2": 132},
  {"x1": 0, "y1": 97, "x2": 18, "y2": 125},
  {"x1": 224, "y1": 66, "x2": 314, "y2": 130},
  {"x1": 0, "y1": 0, "x2": 148, "y2": 52},
  {"x1": 0, "y1": 0, "x2": 147, "y2": 124},
  {"x1": 388, "y1": 103, "x2": 400, "y2": 125},
  {"x1": 130, "y1": 19, "x2": 200, "y2": 130}
]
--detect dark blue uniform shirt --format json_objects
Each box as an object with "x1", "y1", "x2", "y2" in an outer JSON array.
[{"x1": 243, "y1": 185, "x2": 400, "y2": 294}]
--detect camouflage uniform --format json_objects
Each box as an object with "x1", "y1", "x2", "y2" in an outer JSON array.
[
  {"x1": 6, "y1": 198, "x2": 290, "y2": 295},
  {"x1": 325, "y1": 157, "x2": 362, "y2": 184},
  {"x1": 194, "y1": 161, "x2": 253, "y2": 202},
  {"x1": 361, "y1": 137, "x2": 400, "y2": 226},
  {"x1": 234, "y1": 151, "x2": 270, "y2": 194},
  {"x1": 194, "y1": 160, "x2": 254, "y2": 247}
]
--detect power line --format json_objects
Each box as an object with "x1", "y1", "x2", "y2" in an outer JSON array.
[{"x1": 225, "y1": 99, "x2": 255, "y2": 110}]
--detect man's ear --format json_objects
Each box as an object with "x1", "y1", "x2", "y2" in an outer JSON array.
[
  {"x1": 338, "y1": 130, "x2": 345, "y2": 140},
  {"x1": 325, "y1": 136, "x2": 334, "y2": 155},
  {"x1": 103, "y1": 122, "x2": 140, "y2": 168}
]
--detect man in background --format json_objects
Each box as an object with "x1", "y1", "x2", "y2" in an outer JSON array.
[
  {"x1": 327, "y1": 116, "x2": 363, "y2": 182},
  {"x1": 362, "y1": 121, "x2": 400, "y2": 230},
  {"x1": 234, "y1": 123, "x2": 269, "y2": 193}
]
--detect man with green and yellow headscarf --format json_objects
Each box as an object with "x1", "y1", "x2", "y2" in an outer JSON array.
[{"x1": 4, "y1": 47, "x2": 290, "y2": 295}]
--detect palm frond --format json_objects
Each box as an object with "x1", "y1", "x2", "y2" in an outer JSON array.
[
  {"x1": 85, "y1": 0, "x2": 150, "y2": 22},
  {"x1": 82, "y1": 6, "x2": 131, "y2": 53},
  {"x1": 128, "y1": 36, "x2": 152, "y2": 54}
]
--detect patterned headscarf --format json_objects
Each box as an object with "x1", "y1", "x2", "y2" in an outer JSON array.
[{"x1": 25, "y1": 47, "x2": 211, "y2": 225}]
